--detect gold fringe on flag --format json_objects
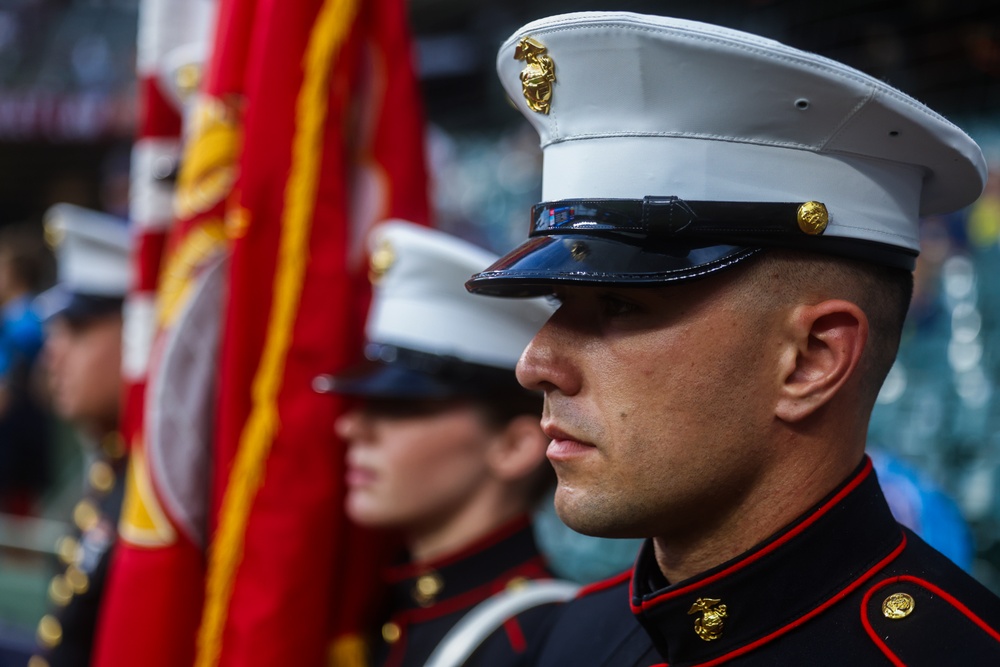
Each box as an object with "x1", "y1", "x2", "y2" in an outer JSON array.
[{"x1": 195, "y1": 1, "x2": 360, "y2": 665}]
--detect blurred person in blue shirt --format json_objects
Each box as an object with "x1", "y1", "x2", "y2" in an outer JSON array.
[
  {"x1": 870, "y1": 448, "x2": 975, "y2": 572},
  {"x1": 0, "y1": 222, "x2": 52, "y2": 516}
]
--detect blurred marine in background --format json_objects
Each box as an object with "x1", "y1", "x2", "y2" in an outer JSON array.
[
  {"x1": 327, "y1": 221, "x2": 572, "y2": 667},
  {"x1": 31, "y1": 204, "x2": 130, "y2": 667}
]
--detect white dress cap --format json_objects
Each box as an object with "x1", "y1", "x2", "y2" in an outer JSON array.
[
  {"x1": 44, "y1": 203, "x2": 132, "y2": 297},
  {"x1": 367, "y1": 221, "x2": 554, "y2": 370},
  {"x1": 494, "y1": 11, "x2": 986, "y2": 257}
]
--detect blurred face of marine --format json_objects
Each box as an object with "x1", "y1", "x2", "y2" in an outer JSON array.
[
  {"x1": 44, "y1": 313, "x2": 122, "y2": 433},
  {"x1": 516, "y1": 273, "x2": 783, "y2": 543},
  {"x1": 336, "y1": 399, "x2": 498, "y2": 532}
]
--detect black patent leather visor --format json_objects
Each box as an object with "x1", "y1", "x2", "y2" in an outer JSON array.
[
  {"x1": 468, "y1": 234, "x2": 760, "y2": 297},
  {"x1": 466, "y1": 197, "x2": 916, "y2": 297},
  {"x1": 35, "y1": 286, "x2": 124, "y2": 324},
  {"x1": 319, "y1": 343, "x2": 528, "y2": 399}
]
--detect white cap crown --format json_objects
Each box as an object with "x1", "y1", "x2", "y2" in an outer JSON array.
[
  {"x1": 496, "y1": 12, "x2": 987, "y2": 256},
  {"x1": 368, "y1": 221, "x2": 554, "y2": 369},
  {"x1": 44, "y1": 203, "x2": 132, "y2": 297}
]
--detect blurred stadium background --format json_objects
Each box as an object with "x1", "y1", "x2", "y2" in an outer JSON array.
[{"x1": 1, "y1": 0, "x2": 999, "y2": 656}]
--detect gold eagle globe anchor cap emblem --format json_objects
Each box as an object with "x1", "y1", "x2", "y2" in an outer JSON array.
[
  {"x1": 514, "y1": 37, "x2": 556, "y2": 114},
  {"x1": 688, "y1": 597, "x2": 728, "y2": 641}
]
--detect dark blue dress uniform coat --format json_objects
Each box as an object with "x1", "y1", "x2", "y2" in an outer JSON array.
[
  {"x1": 32, "y1": 433, "x2": 126, "y2": 667},
  {"x1": 372, "y1": 516, "x2": 559, "y2": 667},
  {"x1": 531, "y1": 458, "x2": 1000, "y2": 666}
]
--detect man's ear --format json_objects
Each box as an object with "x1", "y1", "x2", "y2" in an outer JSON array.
[
  {"x1": 486, "y1": 414, "x2": 549, "y2": 482},
  {"x1": 775, "y1": 299, "x2": 868, "y2": 423}
]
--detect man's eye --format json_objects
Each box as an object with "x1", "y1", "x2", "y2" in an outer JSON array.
[{"x1": 600, "y1": 294, "x2": 639, "y2": 317}]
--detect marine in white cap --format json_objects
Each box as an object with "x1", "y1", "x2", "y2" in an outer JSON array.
[
  {"x1": 32, "y1": 203, "x2": 131, "y2": 667},
  {"x1": 465, "y1": 11, "x2": 1000, "y2": 665},
  {"x1": 327, "y1": 221, "x2": 572, "y2": 667}
]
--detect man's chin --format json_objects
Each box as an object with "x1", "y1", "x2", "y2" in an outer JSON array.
[{"x1": 554, "y1": 488, "x2": 645, "y2": 539}]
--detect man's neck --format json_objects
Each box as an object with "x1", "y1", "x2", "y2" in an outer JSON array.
[
  {"x1": 651, "y1": 450, "x2": 864, "y2": 585},
  {"x1": 406, "y1": 491, "x2": 527, "y2": 564}
]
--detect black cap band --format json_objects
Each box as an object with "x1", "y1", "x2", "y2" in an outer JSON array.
[
  {"x1": 466, "y1": 197, "x2": 917, "y2": 297},
  {"x1": 533, "y1": 197, "x2": 818, "y2": 241}
]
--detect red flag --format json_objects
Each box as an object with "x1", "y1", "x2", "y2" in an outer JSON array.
[
  {"x1": 96, "y1": 0, "x2": 428, "y2": 663},
  {"x1": 197, "y1": 1, "x2": 429, "y2": 666},
  {"x1": 92, "y1": 0, "x2": 220, "y2": 665}
]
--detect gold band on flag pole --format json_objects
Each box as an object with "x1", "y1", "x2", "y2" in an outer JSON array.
[{"x1": 195, "y1": 1, "x2": 360, "y2": 665}]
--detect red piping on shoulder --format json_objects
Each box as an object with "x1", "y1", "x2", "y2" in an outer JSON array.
[
  {"x1": 861, "y1": 574, "x2": 1000, "y2": 666},
  {"x1": 577, "y1": 568, "x2": 632, "y2": 599},
  {"x1": 678, "y1": 531, "x2": 906, "y2": 667}
]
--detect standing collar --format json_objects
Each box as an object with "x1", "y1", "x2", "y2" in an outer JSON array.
[
  {"x1": 384, "y1": 516, "x2": 549, "y2": 615},
  {"x1": 631, "y1": 457, "x2": 906, "y2": 665}
]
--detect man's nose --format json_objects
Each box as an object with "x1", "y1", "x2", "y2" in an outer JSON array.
[{"x1": 516, "y1": 315, "x2": 582, "y2": 397}]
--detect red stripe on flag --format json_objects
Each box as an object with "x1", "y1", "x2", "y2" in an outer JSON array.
[
  {"x1": 138, "y1": 76, "x2": 183, "y2": 139},
  {"x1": 200, "y1": 0, "x2": 428, "y2": 665}
]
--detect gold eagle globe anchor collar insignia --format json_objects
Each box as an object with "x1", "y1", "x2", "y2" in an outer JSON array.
[
  {"x1": 514, "y1": 37, "x2": 556, "y2": 114},
  {"x1": 688, "y1": 597, "x2": 728, "y2": 641}
]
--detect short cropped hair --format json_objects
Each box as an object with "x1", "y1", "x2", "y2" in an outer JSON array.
[{"x1": 743, "y1": 249, "x2": 913, "y2": 407}]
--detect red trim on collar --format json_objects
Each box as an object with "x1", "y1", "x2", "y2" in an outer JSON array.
[
  {"x1": 385, "y1": 515, "x2": 532, "y2": 581},
  {"x1": 391, "y1": 558, "x2": 550, "y2": 624},
  {"x1": 638, "y1": 458, "x2": 873, "y2": 612},
  {"x1": 861, "y1": 574, "x2": 1000, "y2": 666},
  {"x1": 577, "y1": 568, "x2": 632, "y2": 599}
]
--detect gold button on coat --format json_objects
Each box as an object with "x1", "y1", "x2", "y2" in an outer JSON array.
[
  {"x1": 381, "y1": 622, "x2": 401, "y2": 644},
  {"x1": 48, "y1": 575, "x2": 73, "y2": 607},
  {"x1": 37, "y1": 614, "x2": 63, "y2": 648},
  {"x1": 73, "y1": 499, "x2": 99, "y2": 532},
  {"x1": 413, "y1": 572, "x2": 443, "y2": 606},
  {"x1": 505, "y1": 576, "x2": 529, "y2": 591},
  {"x1": 55, "y1": 536, "x2": 79, "y2": 566},
  {"x1": 65, "y1": 565, "x2": 89, "y2": 595},
  {"x1": 882, "y1": 592, "x2": 915, "y2": 619},
  {"x1": 88, "y1": 461, "x2": 116, "y2": 493}
]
